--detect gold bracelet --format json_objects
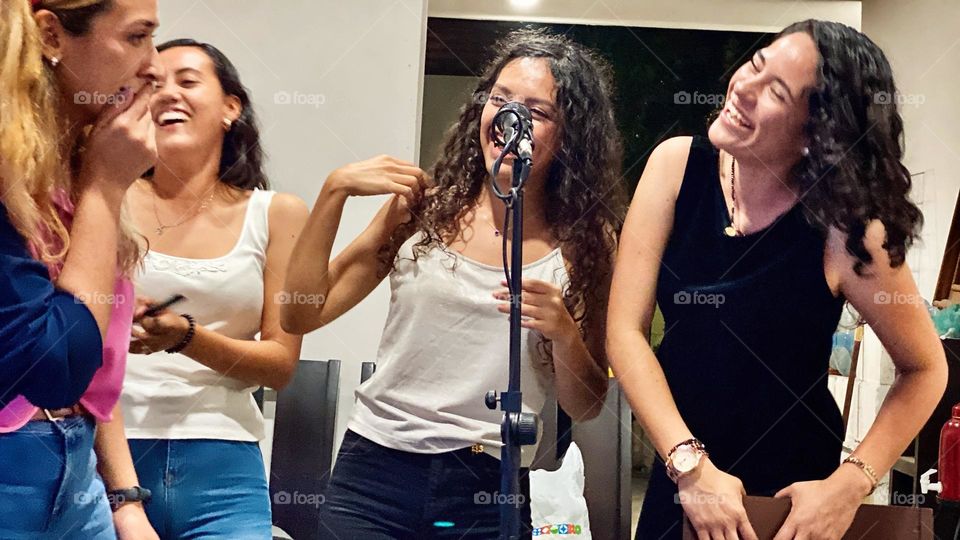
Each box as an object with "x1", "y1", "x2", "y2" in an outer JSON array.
[{"x1": 843, "y1": 455, "x2": 879, "y2": 495}]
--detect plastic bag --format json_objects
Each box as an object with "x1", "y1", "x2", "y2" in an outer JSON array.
[{"x1": 530, "y1": 442, "x2": 592, "y2": 537}]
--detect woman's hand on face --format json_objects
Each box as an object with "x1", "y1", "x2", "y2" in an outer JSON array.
[
  {"x1": 129, "y1": 296, "x2": 190, "y2": 355},
  {"x1": 80, "y1": 83, "x2": 158, "y2": 195},
  {"x1": 325, "y1": 155, "x2": 430, "y2": 207},
  {"x1": 678, "y1": 459, "x2": 759, "y2": 540},
  {"x1": 494, "y1": 278, "x2": 579, "y2": 346}
]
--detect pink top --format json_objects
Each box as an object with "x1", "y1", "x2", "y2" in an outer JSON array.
[{"x1": 0, "y1": 190, "x2": 133, "y2": 432}]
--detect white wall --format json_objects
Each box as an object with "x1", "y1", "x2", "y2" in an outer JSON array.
[
  {"x1": 155, "y1": 0, "x2": 429, "y2": 465},
  {"x1": 862, "y1": 0, "x2": 960, "y2": 300},
  {"x1": 837, "y1": 0, "x2": 960, "y2": 504},
  {"x1": 429, "y1": 0, "x2": 860, "y2": 32}
]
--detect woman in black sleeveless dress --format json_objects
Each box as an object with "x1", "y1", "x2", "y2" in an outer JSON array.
[{"x1": 608, "y1": 20, "x2": 948, "y2": 540}]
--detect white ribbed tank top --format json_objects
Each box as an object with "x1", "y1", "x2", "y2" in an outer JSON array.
[
  {"x1": 348, "y1": 232, "x2": 569, "y2": 466},
  {"x1": 122, "y1": 189, "x2": 274, "y2": 441}
]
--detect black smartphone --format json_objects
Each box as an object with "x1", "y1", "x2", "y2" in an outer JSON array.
[{"x1": 142, "y1": 294, "x2": 187, "y2": 318}]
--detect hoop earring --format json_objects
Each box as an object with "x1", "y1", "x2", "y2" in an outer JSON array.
[{"x1": 223, "y1": 118, "x2": 233, "y2": 131}]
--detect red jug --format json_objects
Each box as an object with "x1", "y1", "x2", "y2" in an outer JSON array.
[{"x1": 941, "y1": 403, "x2": 960, "y2": 502}]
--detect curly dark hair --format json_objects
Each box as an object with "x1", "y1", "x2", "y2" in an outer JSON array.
[
  {"x1": 147, "y1": 38, "x2": 269, "y2": 191},
  {"x1": 779, "y1": 20, "x2": 922, "y2": 274},
  {"x1": 383, "y1": 28, "x2": 627, "y2": 341}
]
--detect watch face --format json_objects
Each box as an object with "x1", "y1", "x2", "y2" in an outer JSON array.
[{"x1": 673, "y1": 446, "x2": 699, "y2": 473}]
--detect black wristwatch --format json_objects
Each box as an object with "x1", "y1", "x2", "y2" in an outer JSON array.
[{"x1": 107, "y1": 486, "x2": 152, "y2": 512}]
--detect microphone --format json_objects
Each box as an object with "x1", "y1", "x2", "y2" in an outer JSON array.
[{"x1": 493, "y1": 102, "x2": 534, "y2": 161}]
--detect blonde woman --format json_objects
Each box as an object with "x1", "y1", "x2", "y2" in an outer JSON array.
[{"x1": 0, "y1": 0, "x2": 162, "y2": 538}]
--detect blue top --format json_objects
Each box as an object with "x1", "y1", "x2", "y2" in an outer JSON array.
[
  {"x1": 0, "y1": 204, "x2": 102, "y2": 410},
  {"x1": 656, "y1": 136, "x2": 845, "y2": 493}
]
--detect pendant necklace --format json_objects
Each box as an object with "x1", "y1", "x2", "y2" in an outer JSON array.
[
  {"x1": 153, "y1": 189, "x2": 216, "y2": 236},
  {"x1": 724, "y1": 155, "x2": 741, "y2": 237}
]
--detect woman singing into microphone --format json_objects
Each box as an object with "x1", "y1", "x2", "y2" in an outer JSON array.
[
  {"x1": 607, "y1": 20, "x2": 947, "y2": 540},
  {"x1": 284, "y1": 29, "x2": 626, "y2": 538}
]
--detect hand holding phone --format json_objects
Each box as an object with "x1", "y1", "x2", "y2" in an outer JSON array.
[{"x1": 141, "y1": 294, "x2": 187, "y2": 318}]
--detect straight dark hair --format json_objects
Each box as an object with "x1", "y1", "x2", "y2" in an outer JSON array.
[{"x1": 150, "y1": 38, "x2": 268, "y2": 191}]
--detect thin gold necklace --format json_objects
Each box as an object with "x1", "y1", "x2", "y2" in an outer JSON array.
[{"x1": 152, "y1": 188, "x2": 216, "y2": 236}]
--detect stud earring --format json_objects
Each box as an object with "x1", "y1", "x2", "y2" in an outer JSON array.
[
  {"x1": 223, "y1": 118, "x2": 233, "y2": 131},
  {"x1": 49, "y1": 56, "x2": 60, "y2": 67}
]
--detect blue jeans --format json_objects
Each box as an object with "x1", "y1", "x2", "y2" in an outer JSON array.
[
  {"x1": 319, "y1": 430, "x2": 532, "y2": 539},
  {"x1": 128, "y1": 438, "x2": 271, "y2": 540},
  {"x1": 0, "y1": 416, "x2": 115, "y2": 539}
]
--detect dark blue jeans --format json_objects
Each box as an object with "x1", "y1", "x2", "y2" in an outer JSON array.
[
  {"x1": 128, "y1": 438, "x2": 272, "y2": 540},
  {"x1": 319, "y1": 430, "x2": 532, "y2": 539},
  {"x1": 0, "y1": 416, "x2": 114, "y2": 539}
]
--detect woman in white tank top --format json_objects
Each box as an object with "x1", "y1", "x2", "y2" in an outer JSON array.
[
  {"x1": 284, "y1": 30, "x2": 626, "y2": 539},
  {"x1": 120, "y1": 40, "x2": 308, "y2": 540}
]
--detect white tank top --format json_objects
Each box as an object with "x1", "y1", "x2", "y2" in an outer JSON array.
[
  {"x1": 348, "y1": 232, "x2": 569, "y2": 466},
  {"x1": 121, "y1": 189, "x2": 274, "y2": 441}
]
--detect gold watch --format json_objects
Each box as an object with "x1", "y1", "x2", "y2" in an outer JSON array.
[{"x1": 665, "y1": 438, "x2": 708, "y2": 482}]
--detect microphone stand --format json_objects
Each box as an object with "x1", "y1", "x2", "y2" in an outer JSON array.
[{"x1": 485, "y1": 113, "x2": 539, "y2": 540}]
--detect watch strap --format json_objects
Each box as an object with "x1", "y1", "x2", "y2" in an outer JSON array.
[{"x1": 107, "y1": 486, "x2": 152, "y2": 511}]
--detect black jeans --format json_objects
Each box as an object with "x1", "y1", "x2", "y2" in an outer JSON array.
[{"x1": 319, "y1": 430, "x2": 532, "y2": 539}]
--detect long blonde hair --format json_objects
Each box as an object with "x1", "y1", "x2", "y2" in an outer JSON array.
[{"x1": 0, "y1": 0, "x2": 142, "y2": 276}]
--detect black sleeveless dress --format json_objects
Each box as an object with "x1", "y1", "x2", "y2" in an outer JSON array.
[{"x1": 636, "y1": 136, "x2": 846, "y2": 539}]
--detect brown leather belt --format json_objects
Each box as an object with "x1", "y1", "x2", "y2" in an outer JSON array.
[{"x1": 29, "y1": 404, "x2": 86, "y2": 422}]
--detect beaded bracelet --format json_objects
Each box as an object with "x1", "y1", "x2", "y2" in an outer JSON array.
[{"x1": 165, "y1": 314, "x2": 196, "y2": 354}]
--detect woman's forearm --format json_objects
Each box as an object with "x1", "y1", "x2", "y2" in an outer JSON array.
[
  {"x1": 842, "y1": 359, "x2": 947, "y2": 479},
  {"x1": 553, "y1": 333, "x2": 608, "y2": 420},
  {"x1": 94, "y1": 404, "x2": 141, "y2": 492},
  {"x1": 608, "y1": 328, "x2": 694, "y2": 458},
  {"x1": 179, "y1": 327, "x2": 297, "y2": 390},
  {"x1": 57, "y1": 184, "x2": 126, "y2": 340},
  {"x1": 281, "y1": 181, "x2": 348, "y2": 332}
]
